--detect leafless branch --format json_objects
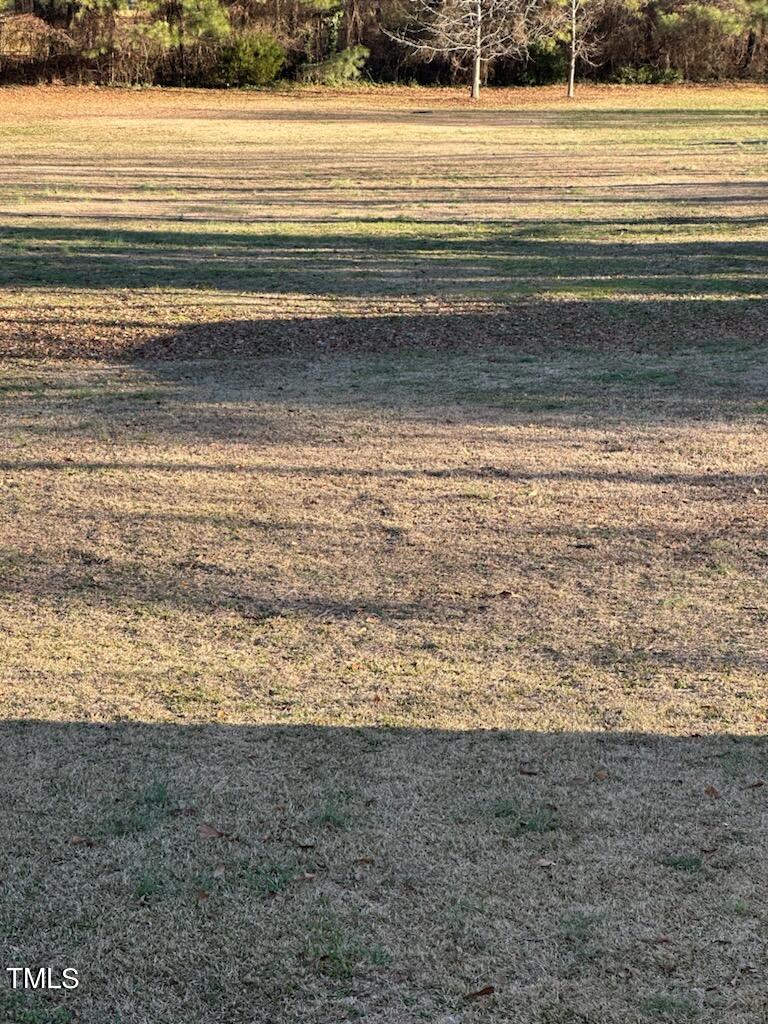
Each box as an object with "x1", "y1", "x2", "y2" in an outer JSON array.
[{"x1": 384, "y1": 0, "x2": 549, "y2": 63}]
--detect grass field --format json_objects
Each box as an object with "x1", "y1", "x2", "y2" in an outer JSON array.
[{"x1": 1, "y1": 84, "x2": 767, "y2": 1024}]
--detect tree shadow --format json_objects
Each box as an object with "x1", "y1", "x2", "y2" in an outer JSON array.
[
  {"x1": 4, "y1": 299, "x2": 768, "y2": 369},
  {"x1": 149, "y1": 102, "x2": 768, "y2": 129},
  {"x1": 138, "y1": 300, "x2": 768, "y2": 355},
  {"x1": 1, "y1": 719, "x2": 765, "y2": 1022},
  {"x1": 1, "y1": 225, "x2": 766, "y2": 297},
  {"x1": 1, "y1": 521, "x2": 766, "y2": 680}
]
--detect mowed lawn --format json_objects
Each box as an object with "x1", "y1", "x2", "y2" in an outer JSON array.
[{"x1": 1, "y1": 85, "x2": 767, "y2": 1023}]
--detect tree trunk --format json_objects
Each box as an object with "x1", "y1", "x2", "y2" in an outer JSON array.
[
  {"x1": 743, "y1": 29, "x2": 756, "y2": 71},
  {"x1": 471, "y1": 51, "x2": 481, "y2": 100},
  {"x1": 470, "y1": 0, "x2": 481, "y2": 99},
  {"x1": 567, "y1": 0, "x2": 576, "y2": 98}
]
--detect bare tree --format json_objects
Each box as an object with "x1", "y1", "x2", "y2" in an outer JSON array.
[
  {"x1": 389, "y1": 0, "x2": 547, "y2": 99},
  {"x1": 567, "y1": 0, "x2": 576, "y2": 96},
  {"x1": 564, "y1": 0, "x2": 602, "y2": 97}
]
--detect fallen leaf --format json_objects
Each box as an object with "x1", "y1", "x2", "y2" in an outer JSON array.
[
  {"x1": 296, "y1": 840, "x2": 316, "y2": 850},
  {"x1": 701, "y1": 846, "x2": 717, "y2": 854},
  {"x1": 213, "y1": 863, "x2": 226, "y2": 880},
  {"x1": 536, "y1": 858, "x2": 555, "y2": 868},
  {"x1": 464, "y1": 985, "x2": 495, "y2": 1000},
  {"x1": 300, "y1": 872, "x2": 317, "y2": 881},
  {"x1": 704, "y1": 785, "x2": 721, "y2": 799},
  {"x1": 197, "y1": 822, "x2": 231, "y2": 840},
  {"x1": 170, "y1": 806, "x2": 198, "y2": 818},
  {"x1": 195, "y1": 889, "x2": 210, "y2": 902},
  {"x1": 519, "y1": 763, "x2": 539, "y2": 776},
  {"x1": 594, "y1": 770, "x2": 609, "y2": 781},
  {"x1": 654, "y1": 936, "x2": 672, "y2": 945},
  {"x1": 69, "y1": 835, "x2": 96, "y2": 848},
  {"x1": 356, "y1": 856, "x2": 375, "y2": 865},
  {"x1": 746, "y1": 780, "x2": 764, "y2": 789}
]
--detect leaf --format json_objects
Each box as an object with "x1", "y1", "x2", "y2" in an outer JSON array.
[
  {"x1": 746, "y1": 780, "x2": 764, "y2": 789},
  {"x1": 519, "y1": 763, "x2": 539, "y2": 776},
  {"x1": 69, "y1": 835, "x2": 96, "y2": 848},
  {"x1": 356, "y1": 856, "x2": 375, "y2": 865},
  {"x1": 300, "y1": 872, "x2": 317, "y2": 881},
  {"x1": 213, "y1": 863, "x2": 226, "y2": 879},
  {"x1": 197, "y1": 822, "x2": 232, "y2": 840},
  {"x1": 464, "y1": 985, "x2": 495, "y2": 1000},
  {"x1": 594, "y1": 769, "x2": 609, "y2": 781},
  {"x1": 170, "y1": 806, "x2": 198, "y2": 818},
  {"x1": 195, "y1": 888, "x2": 210, "y2": 902},
  {"x1": 704, "y1": 785, "x2": 721, "y2": 799},
  {"x1": 536, "y1": 858, "x2": 555, "y2": 868}
]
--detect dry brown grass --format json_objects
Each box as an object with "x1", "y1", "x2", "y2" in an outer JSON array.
[
  {"x1": 0, "y1": 83, "x2": 766, "y2": 358},
  {"x1": 0, "y1": 86, "x2": 767, "y2": 1024}
]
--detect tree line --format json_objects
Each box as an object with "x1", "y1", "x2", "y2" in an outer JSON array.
[{"x1": 0, "y1": 0, "x2": 766, "y2": 95}]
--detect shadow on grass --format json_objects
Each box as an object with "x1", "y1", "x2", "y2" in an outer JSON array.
[
  {"x1": 3, "y1": 298, "x2": 768, "y2": 366},
  {"x1": 137, "y1": 300, "x2": 768, "y2": 355},
  {"x1": 6, "y1": 184, "x2": 768, "y2": 225},
  {"x1": 0, "y1": 720, "x2": 765, "y2": 1023},
  {"x1": 128, "y1": 102, "x2": 768, "y2": 128},
  {"x1": 1, "y1": 225, "x2": 766, "y2": 297},
  {"x1": 1, "y1": 540, "x2": 767, "y2": 680},
  {"x1": 1, "y1": 460, "x2": 766, "y2": 489}
]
